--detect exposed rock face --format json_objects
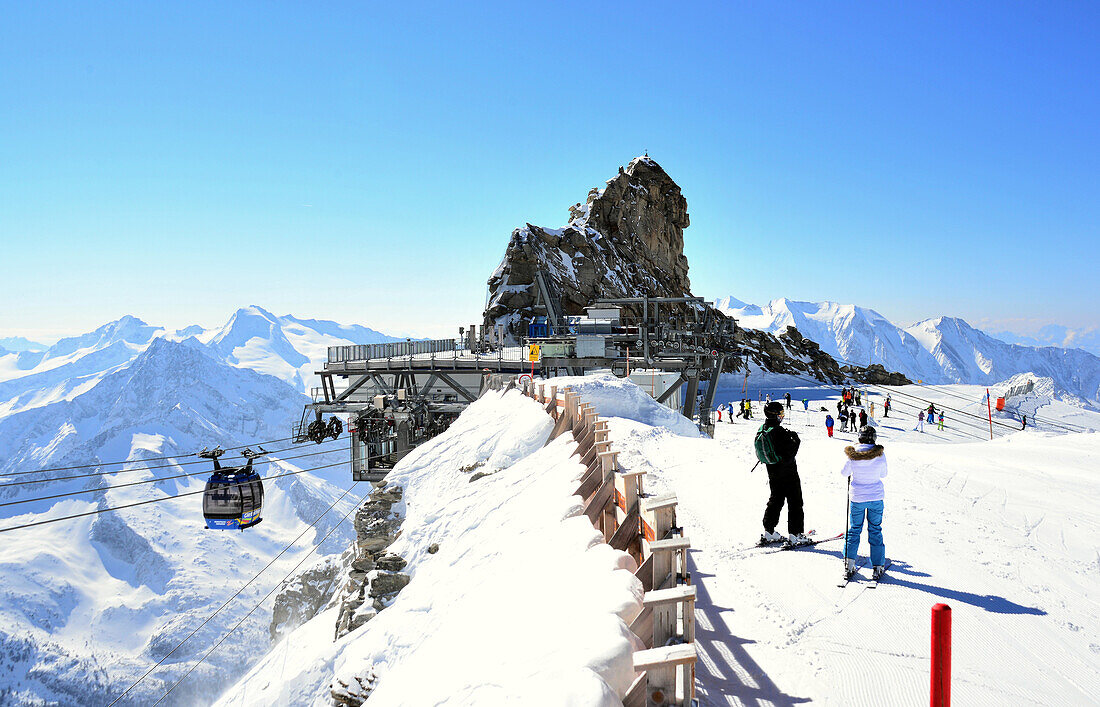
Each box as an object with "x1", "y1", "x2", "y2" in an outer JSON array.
[
  {"x1": 483, "y1": 156, "x2": 911, "y2": 386},
  {"x1": 484, "y1": 156, "x2": 693, "y2": 339},
  {"x1": 269, "y1": 554, "x2": 345, "y2": 641},
  {"x1": 332, "y1": 484, "x2": 410, "y2": 641}
]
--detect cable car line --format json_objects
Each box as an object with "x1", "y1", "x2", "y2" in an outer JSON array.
[
  {"x1": 2, "y1": 431, "x2": 312, "y2": 474},
  {"x1": 0, "y1": 437, "x2": 344, "y2": 490},
  {"x1": 107, "y1": 478, "x2": 366, "y2": 707},
  {"x1": 1, "y1": 434, "x2": 308, "y2": 476},
  {"x1": 148, "y1": 481, "x2": 369, "y2": 707},
  {"x1": 0, "y1": 458, "x2": 355, "y2": 534},
  {"x1": 0, "y1": 443, "x2": 348, "y2": 508}
]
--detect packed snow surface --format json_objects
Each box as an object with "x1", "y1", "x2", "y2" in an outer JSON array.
[{"x1": 615, "y1": 379, "x2": 1098, "y2": 705}]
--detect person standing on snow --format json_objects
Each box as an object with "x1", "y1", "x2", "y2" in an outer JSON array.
[
  {"x1": 917, "y1": 410, "x2": 925, "y2": 432},
  {"x1": 938, "y1": 411, "x2": 945, "y2": 431},
  {"x1": 884, "y1": 396, "x2": 891, "y2": 417},
  {"x1": 756, "y1": 402, "x2": 810, "y2": 546},
  {"x1": 803, "y1": 398, "x2": 809, "y2": 411},
  {"x1": 859, "y1": 409, "x2": 868, "y2": 428},
  {"x1": 849, "y1": 409, "x2": 857, "y2": 432},
  {"x1": 825, "y1": 414, "x2": 835, "y2": 437},
  {"x1": 1021, "y1": 414, "x2": 1027, "y2": 430},
  {"x1": 785, "y1": 392, "x2": 792, "y2": 410},
  {"x1": 841, "y1": 425, "x2": 888, "y2": 580}
]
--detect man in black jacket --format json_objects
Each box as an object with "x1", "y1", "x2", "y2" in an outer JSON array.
[{"x1": 760, "y1": 401, "x2": 810, "y2": 545}]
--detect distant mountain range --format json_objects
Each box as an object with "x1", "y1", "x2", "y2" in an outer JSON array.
[
  {"x1": 0, "y1": 336, "x2": 47, "y2": 353},
  {"x1": 985, "y1": 324, "x2": 1100, "y2": 358},
  {"x1": 0, "y1": 306, "x2": 405, "y2": 418},
  {"x1": 0, "y1": 307, "x2": 403, "y2": 704},
  {"x1": 716, "y1": 296, "x2": 1100, "y2": 405}
]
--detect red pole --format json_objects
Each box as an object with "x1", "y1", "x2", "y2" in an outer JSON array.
[
  {"x1": 931, "y1": 603, "x2": 952, "y2": 707},
  {"x1": 986, "y1": 388, "x2": 994, "y2": 440}
]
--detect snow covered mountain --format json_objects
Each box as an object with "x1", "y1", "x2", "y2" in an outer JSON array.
[
  {"x1": 0, "y1": 307, "x2": 406, "y2": 419},
  {"x1": 197, "y1": 306, "x2": 403, "y2": 393},
  {"x1": 716, "y1": 296, "x2": 1100, "y2": 405},
  {"x1": 0, "y1": 337, "x2": 357, "y2": 705},
  {"x1": 0, "y1": 336, "x2": 46, "y2": 353}
]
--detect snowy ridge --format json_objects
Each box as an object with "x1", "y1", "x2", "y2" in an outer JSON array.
[
  {"x1": 717, "y1": 296, "x2": 1100, "y2": 405},
  {"x1": 216, "y1": 389, "x2": 645, "y2": 706}
]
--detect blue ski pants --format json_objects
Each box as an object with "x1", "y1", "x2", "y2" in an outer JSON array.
[{"x1": 845, "y1": 500, "x2": 885, "y2": 566}]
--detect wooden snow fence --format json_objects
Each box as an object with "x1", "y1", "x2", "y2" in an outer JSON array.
[{"x1": 506, "y1": 378, "x2": 697, "y2": 707}]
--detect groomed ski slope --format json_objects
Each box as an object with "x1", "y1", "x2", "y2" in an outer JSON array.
[{"x1": 561, "y1": 376, "x2": 1098, "y2": 706}]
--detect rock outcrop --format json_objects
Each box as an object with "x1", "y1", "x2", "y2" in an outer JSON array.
[
  {"x1": 483, "y1": 156, "x2": 911, "y2": 386},
  {"x1": 484, "y1": 156, "x2": 693, "y2": 339},
  {"x1": 332, "y1": 484, "x2": 410, "y2": 641},
  {"x1": 269, "y1": 554, "x2": 345, "y2": 640}
]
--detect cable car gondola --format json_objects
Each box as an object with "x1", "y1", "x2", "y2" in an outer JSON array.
[{"x1": 200, "y1": 447, "x2": 268, "y2": 530}]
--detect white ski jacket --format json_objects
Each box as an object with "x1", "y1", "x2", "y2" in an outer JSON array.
[{"x1": 841, "y1": 444, "x2": 888, "y2": 503}]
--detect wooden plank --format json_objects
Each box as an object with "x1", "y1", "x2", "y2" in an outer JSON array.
[
  {"x1": 643, "y1": 585, "x2": 696, "y2": 607},
  {"x1": 644, "y1": 493, "x2": 678, "y2": 512},
  {"x1": 548, "y1": 405, "x2": 573, "y2": 441},
  {"x1": 582, "y1": 477, "x2": 614, "y2": 525},
  {"x1": 608, "y1": 507, "x2": 640, "y2": 551},
  {"x1": 622, "y1": 672, "x2": 647, "y2": 707},
  {"x1": 649, "y1": 537, "x2": 690, "y2": 552},
  {"x1": 633, "y1": 643, "x2": 697, "y2": 671},
  {"x1": 574, "y1": 466, "x2": 601, "y2": 500},
  {"x1": 634, "y1": 553, "x2": 654, "y2": 593},
  {"x1": 628, "y1": 605, "x2": 654, "y2": 648}
]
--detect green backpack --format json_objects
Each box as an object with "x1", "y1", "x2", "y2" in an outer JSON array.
[{"x1": 754, "y1": 425, "x2": 782, "y2": 465}]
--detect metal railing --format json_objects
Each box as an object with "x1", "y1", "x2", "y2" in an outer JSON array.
[{"x1": 327, "y1": 339, "x2": 457, "y2": 363}]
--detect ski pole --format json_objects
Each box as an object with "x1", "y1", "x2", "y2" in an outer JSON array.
[
  {"x1": 750, "y1": 461, "x2": 760, "y2": 473},
  {"x1": 843, "y1": 477, "x2": 851, "y2": 565}
]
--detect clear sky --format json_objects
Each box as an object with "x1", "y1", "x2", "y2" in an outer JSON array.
[{"x1": 2, "y1": 1, "x2": 1097, "y2": 343}]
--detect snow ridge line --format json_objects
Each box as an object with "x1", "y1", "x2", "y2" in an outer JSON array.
[{"x1": 501, "y1": 376, "x2": 700, "y2": 706}]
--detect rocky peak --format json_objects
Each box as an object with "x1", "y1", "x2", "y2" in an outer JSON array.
[
  {"x1": 484, "y1": 156, "x2": 694, "y2": 339},
  {"x1": 482, "y1": 157, "x2": 911, "y2": 386}
]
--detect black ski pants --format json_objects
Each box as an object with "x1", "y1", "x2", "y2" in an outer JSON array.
[{"x1": 763, "y1": 466, "x2": 804, "y2": 535}]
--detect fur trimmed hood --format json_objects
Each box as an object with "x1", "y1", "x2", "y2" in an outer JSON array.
[{"x1": 844, "y1": 445, "x2": 885, "y2": 460}]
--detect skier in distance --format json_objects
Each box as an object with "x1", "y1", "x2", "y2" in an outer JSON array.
[{"x1": 841, "y1": 425, "x2": 888, "y2": 580}]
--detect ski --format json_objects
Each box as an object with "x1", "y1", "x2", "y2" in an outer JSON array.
[
  {"x1": 751, "y1": 529, "x2": 816, "y2": 550},
  {"x1": 766, "y1": 531, "x2": 844, "y2": 553},
  {"x1": 868, "y1": 561, "x2": 892, "y2": 589},
  {"x1": 837, "y1": 559, "x2": 867, "y2": 588}
]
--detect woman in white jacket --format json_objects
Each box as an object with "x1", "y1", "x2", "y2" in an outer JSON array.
[{"x1": 841, "y1": 425, "x2": 888, "y2": 579}]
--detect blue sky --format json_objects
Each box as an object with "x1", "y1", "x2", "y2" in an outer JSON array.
[{"x1": 1, "y1": 1, "x2": 1097, "y2": 342}]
